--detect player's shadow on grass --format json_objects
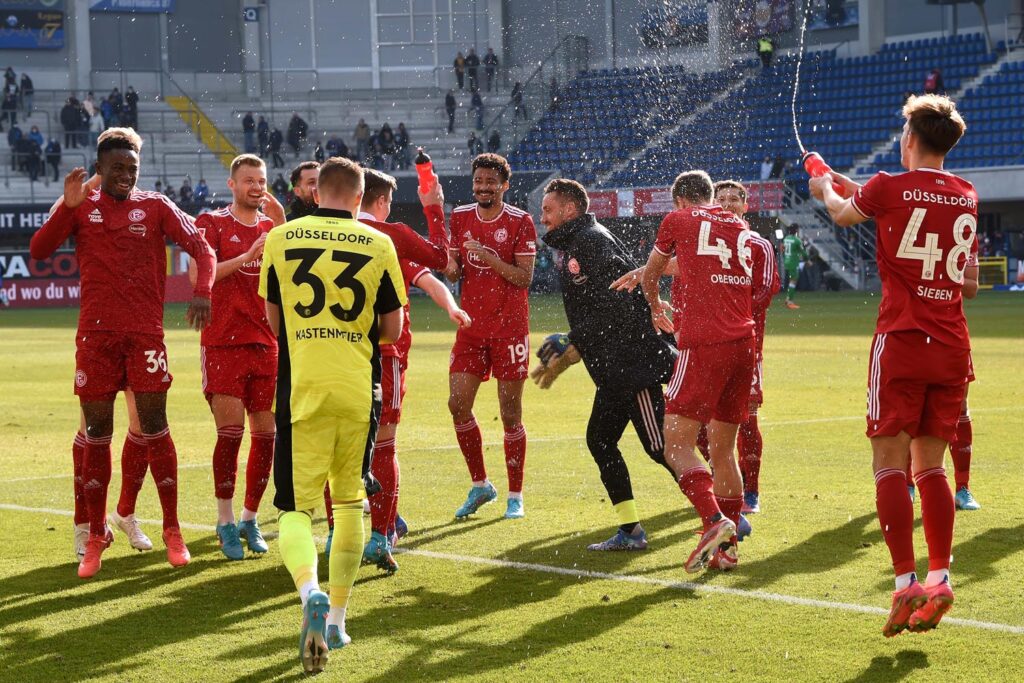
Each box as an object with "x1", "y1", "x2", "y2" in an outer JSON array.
[
  {"x1": 0, "y1": 555, "x2": 296, "y2": 682},
  {"x1": 730, "y1": 512, "x2": 895, "y2": 590},
  {"x1": 843, "y1": 650, "x2": 929, "y2": 682},
  {"x1": 0, "y1": 535, "x2": 223, "y2": 628}
]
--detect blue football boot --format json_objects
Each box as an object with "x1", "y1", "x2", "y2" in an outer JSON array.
[{"x1": 454, "y1": 482, "x2": 497, "y2": 518}]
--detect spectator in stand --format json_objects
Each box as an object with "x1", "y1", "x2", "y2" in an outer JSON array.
[
  {"x1": 25, "y1": 136, "x2": 41, "y2": 182},
  {"x1": 512, "y1": 81, "x2": 527, "y2": 120},
  {"x1": 154, "y1": 179, "x2": 163, "y2": 194},
  {"x1": 466, "y1": 47, "x2": 480, "y2": 91},
  {"x1": 179, "y1": 177, "x2": 194, "y2": 208},
  {"x1": 924, "y1": 68, "x2": 945, "y2": 95},
  {"x1": 78, "y1": 100, "x2": 90, "y2": 147},
  {"x1": 45, "y1": 137, "x2": 61, "y2": 182},
  {"x1": 286, "y1": 112, "x2": 308, "y2": 158},
  {"x1": 100, "y1": 96, "x2": 114, "y2": 128},
  {"x1": 467, "y1": 131, "x2": 482, "y2": 155},
  {"x1": 271, "y1": 173, "x2": 289, "y2": 203},
  {"x1": 83, "y1": 91, "x2": 96, "y2": 117},
  {"x1": 470, "y1": 89, "x2": 484, "y2": 130},
  {"x1": 759, "y1": 155, "x2": 772, "y2": 180},
  {"x1": 7, "y1": 122, "x2": 21, "y2": 170},
  {"x1": 89, "y1": 109, "x2": 104, "y2": 147},
  {"x1": 256, "y1": 115, "x2": 269, "y2": 158},
  {"x1": 445, "y1": 89, "x2": 457, "y2": 133},
  {"x1": 453, "y1": 51, "x2": 466, "y2": 90},
  {"x1": 378, "y1": 122, "x2": 396, "y2": 170},
  {"x1": 487, "y1": 129, "x2": 501, "y2": 153},
  {"x1": 313, "y1": 138, "x2": 325, "y2": 164},
  {"x1": 27, "y1": 124, "x2": 43, "y2": 148},
  {"x1": 125, "y1": 86, "x2": 139, "y2": 128},
  {"x1": 3, "y1": 67, "x2": 14, "y2": 92},
  {"x1": 758, "y1": 36, "x2": 774, "y2": 68},
  {"x1": 242, "y1": 111, "x2": 256, "y2": 154},
  {"x1": 395, "y1": 122, "x2": 410, "y2": 169},
  {"x1": 1, "y1": 88, "x2": 17, "y2": 127},
  {"x1": 19, "y1": 72, "x2": 32, "y2": 117},
  {"x1": 194, "y1": 177, "x2": 209, "y2": 205},
  {"x1": 326, "y1": 132, "x2": 349, "y2": 159},
  {"x1": 353, "y1": 117, "x2": 371, "y2": 160},
  {"x1": 14, "y1": 133, "x2": 30, "y2": 175},
  {"x1": 269, "y1": 126, "x2": 285, "y2": 168},
  {"x1": 484, "y1": 47, "x2": 499, "y2": 91},
  {"x1": 163, "y1": 181, "x2": 177, "y2": 204},
  {"x1": 769, "y1": 153, "x2": 787, "y2": 179},
  {"x1": 109, "y1": 88, "x2": 123, "y2": 125}
]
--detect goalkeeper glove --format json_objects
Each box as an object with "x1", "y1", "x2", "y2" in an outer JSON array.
[{"x1": 529, "y1": 343, "x2": 580, "y2": 389}]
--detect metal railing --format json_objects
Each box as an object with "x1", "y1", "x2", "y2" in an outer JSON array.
[
  {"x1": 1004, "y1": 12, "x2": 1024, "y2": 52},
  {"x1": 0, "y1": 150, "x2": 91, "y2": 203}
]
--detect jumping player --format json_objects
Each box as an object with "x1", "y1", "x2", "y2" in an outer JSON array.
[
  {"x1": 30, "y1": 128, "x2": 215, "y2": 578},
  {"x1": 446, "y1": 153, "x2": 537, "y2": 520},
  {"x1": 809, "y1": 93, "x2": 978, "y2": 636},
  {"x1": 639, "y1": 170, "x2": 755, "y2": 573},
  {"x1": 189, "y1": 153, "x2": 286, "y2": 560},
  {"x1": 353, "y1": 168, "x2": 470, "y2": 573}
]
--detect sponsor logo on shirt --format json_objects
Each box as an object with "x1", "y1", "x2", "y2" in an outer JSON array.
[
  {"x1": 88, "y1": 209, "x2": 103, "y2": 224},
  {"x1": 129, "y1": 224, "x2": 147, "y2": 236},
  {"x1": 466, "y1": 245, "x2": 499, "y2": 270},
  {"x1": 128, "y1": 208, "x2": 147, "y2": 222},
  {"x1": 494, "y1": 227, "x2": 508, "y2": 243}
]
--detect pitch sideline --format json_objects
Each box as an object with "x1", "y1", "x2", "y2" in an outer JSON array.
[{"x1": 1, "y1": 501, "x2": 1021, "y2": 636}]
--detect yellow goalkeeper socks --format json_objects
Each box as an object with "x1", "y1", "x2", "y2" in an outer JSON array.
[
  {"x1": 279, "y1": 510, "x2": 318, "y2": 602},
  {"x1": 614, "y1": 499, "x2": 640, "y2": 532},
  {"x1": 328, "y1": 501, "x2": 364, "y2": 613}
]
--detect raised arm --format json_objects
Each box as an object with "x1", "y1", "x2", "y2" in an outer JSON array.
[
  {"x1": 809, "y1": 174, "x2": 869, "y2": 228},
  {"x1": 30, "y1": 168, "x2": 93, "y2": 259}
]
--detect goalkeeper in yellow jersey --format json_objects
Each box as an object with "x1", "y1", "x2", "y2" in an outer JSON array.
[{"x1": 259, "y1": 157, "x2": 406, "y2": 675}]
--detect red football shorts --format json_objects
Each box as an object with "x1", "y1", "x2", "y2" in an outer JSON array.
[
  {"x1": 380, "y1": 354, "x2": 407, "y2": 425},
  {"x1": 749, "y1": 351, "x2": 764, "y2": 407},
  {"x1": 866, "y1": 331, "x2": 969, "y2": 442},
  {"x1": 202, "y1": 344, "x2": 277, "y2": 413},
  {"x1": 75, "y1": 331, "x2": 173, "y2": 401},
  {"x1": 665, "y1": 337, "x2": 756, "y2": 424},
  {"x1": 449, "y1": 330, "x2": 530, "y2": 382}
]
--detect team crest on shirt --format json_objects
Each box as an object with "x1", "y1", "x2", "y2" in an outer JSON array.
[
  {"x1": 494, "y1": 227, "x2": 508, "y2": 243},
  {"x1": 128, "y1": 209, "x2": 147, "y2": 222},
  {"x1": 129, "y1": 224, "x2": 147, "y2": 236},
  {"x1": 567, "y1": 257, "x2": 588, "y2": 285},
  {"x1": 75, "y1": 369, "x2": 87, "y2": 387}
]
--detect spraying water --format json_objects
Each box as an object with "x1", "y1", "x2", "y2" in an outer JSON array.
[{"x1": 791, "y1": 2, "x2": 810, "y2": 156}]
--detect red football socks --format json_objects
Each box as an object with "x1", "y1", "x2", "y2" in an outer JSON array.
[
  {"x1": 212, "y1": 425, "x2": 244, "y2": 500},
  {"x1": 83, "y1": 434, "x2": 112, "y2": 536},
  {"x1": 244, "y1": 431, "x2": 275, "y2": 513},
  {"x1": 875, "y1": 467, "x2": 916, "y2": 576},
  {"x1": 738, "y1": 412, "x2": 762, "y2": 495},
  {"x1": 915, "y1": 467, "x2": 955, "y2": 573},
  {"x1": 116, "y1": 431, "x2": 149, "y2": 517},
  {"x1": 146, "y1": 428, "x2": 180, "y2": 530},
  {"x1": 504, "y1": 424, "x2": 526, "y2": 494},
  {"x1": 455, "y1": 418, "x2": 487, "y2": 483},
  {"x1": 369, "y1": 437, "x2": 398, "y2": 535},
  {"x1": 950, "y1": 413, "x2": 972, "y2": 491},
  {"x1": 679, "y1": 466, "x2": 721, "y2": 529},
  {"x1": 72, "y1": 431, "x2": 87, "y2": 525}
]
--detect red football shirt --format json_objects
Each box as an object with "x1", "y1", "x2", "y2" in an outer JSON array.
[
  {"x1": 30, "y1": 188, "x2": 214, "y2": 335},
  {"x1": 450, "y1": 202, "x2": 537, "y2": 338},
  {"x1": 748, "y1": 231, "x2": 780, "y2": 351},
  {"x1": 851, "y1": 168, "x2": 978, "y2": 349},
  {"x1": 654, "y1": 204, "x2": 753, "y2": 348},
  {"x1": 360, "y1": 205, "x2": 450, "y2": 361},
  {"x1": 196, "y1": 207, "x2": 276, "y2": 348}
]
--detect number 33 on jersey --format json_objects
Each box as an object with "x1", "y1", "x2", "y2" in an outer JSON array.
[
  {"x1": 851, "y1": 168, "x2": 978, "y2": 349},
  {"x1": 258, "y1": 212, "x2": 407, "y2": 423}
]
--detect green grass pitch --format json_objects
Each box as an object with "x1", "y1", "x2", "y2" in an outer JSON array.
[{"x1": 0, "y1": 292, "x2": 1022, "y2": 681}]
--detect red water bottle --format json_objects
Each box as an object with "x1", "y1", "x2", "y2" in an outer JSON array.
[
  {"x1": 415, "y1": 147, "x2": 435, "y2": 194},
  {"x1": 802, "y1": 152, "x2": 849, "y2": 198}
]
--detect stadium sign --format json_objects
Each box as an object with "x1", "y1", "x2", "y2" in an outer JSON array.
[
  {"x1": 89, "y1": 0, "x2": 175, "y2": 12},
  {"x1": 588, "y1": 181, "x2": 785, "y2": 219},
  {"x1": 0, "y1": 6, "x2": 63, "y2": 49},
  {"x1": 0, "y1": 204, "x2": 52, "y2": 232}
]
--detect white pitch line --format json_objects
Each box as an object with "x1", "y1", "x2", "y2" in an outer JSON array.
[
  {"x1": 1, "y1": 405, "x2": 1015, "y2": 485},
  {"x1": 1, "y1": 502, "x2": 1021, "y2": 636}
]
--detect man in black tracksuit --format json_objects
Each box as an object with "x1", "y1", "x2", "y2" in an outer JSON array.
[{"x1": 536, "y1": 179, "x2": 678, "y2": 551}]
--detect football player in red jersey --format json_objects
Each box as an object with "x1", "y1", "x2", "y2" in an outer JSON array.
[
  {"x1": 352, "y1": 168, "x2": 470, "y2": 573},
  {"x1": 714, "y1": 181, "x2": 779, "y2": 514},
  {"x1": 446, "y1": 154, "x2": 537, "y2": 520},
  {"x1": 188, "y1": 154, "x2": 286, "y2": 561},
  {"x1": 639, "y1": 170, "x2": 755, "y2": 574},
  {"x1": 30, "y1": 128, "x2": 215, "y2": 578},
  {"x1": 810, "y1": 94, "x2": 978, "y2": 636}
]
